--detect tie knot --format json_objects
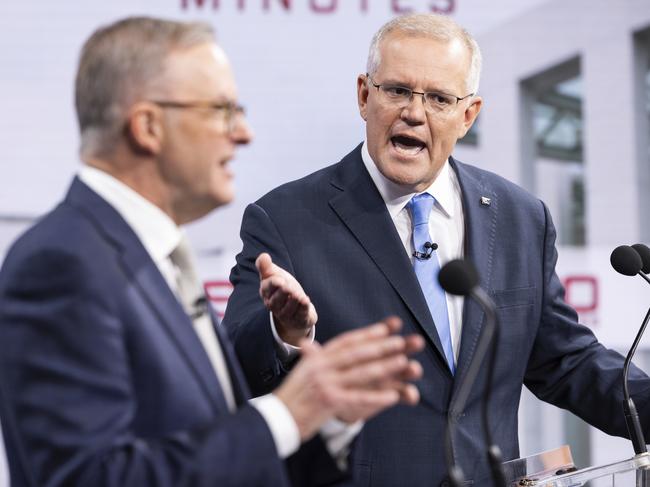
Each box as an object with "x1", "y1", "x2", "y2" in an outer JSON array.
[
  {"x1": 170, "y1": 236, "x2": 192, "y2": 272},
  {"x1": 409, "y1": 193, "x2": 435, "y2": 227},
  {"x1": 169, "y1": 235, "x2": 205, "y2": 315}
]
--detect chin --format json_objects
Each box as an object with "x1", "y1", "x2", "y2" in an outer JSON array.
[
  {"x1": 214, "y1": 190, "x2": 235, "y2": 208},
  {"x1": 380, "y1": 166, "x2": 423, "y2": 187},
  {"x1": 207, "y1": 179, "x2": 235, "y2": 206}
]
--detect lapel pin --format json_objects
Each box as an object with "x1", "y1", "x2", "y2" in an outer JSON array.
[{"x1": 480, "y1": 196, "x2": 491, "y2": 206}]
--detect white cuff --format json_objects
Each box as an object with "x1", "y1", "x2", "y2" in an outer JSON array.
[
  {"x1": 270, "y1": 312, "x2": 315, "y2": 360},
  {"x1": 249, "y1": 393, "x2": 301, "y2": 459},
  {"x1": 320, "y1": 418, "x2": 364, "y2": 470}
]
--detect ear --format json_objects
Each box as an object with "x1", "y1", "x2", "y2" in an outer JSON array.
[
  {"x1": 357, "y1": 74, "x2": 370, "y2": 121},
  {"x1": 125, "y1": 102, "x2": 164, "y2": 155},
  {"x1": 457, "y1": 95, "x2": 482, "y2": 139}
]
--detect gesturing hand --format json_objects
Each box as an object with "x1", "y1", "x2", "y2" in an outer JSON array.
[
  {"x1": 274, "y1": 316, "x2": 424, "y2": 441},
  {"x1": 256, "y1": 253, "x2": 318, "y2": 345}
]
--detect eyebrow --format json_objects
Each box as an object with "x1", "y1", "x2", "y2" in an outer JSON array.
[{"x1": 377, "y1": 78, "x2": 451, "y2": 94}]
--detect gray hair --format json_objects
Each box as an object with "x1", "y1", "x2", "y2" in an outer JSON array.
[
  {"x1": 75, "y1": 16, "x2": 215, "y2": 157},
  {"x1": 366, "y1": 13, "x2": 482, "y2": 95}
]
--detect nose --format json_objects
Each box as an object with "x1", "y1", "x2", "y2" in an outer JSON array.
[
  {"x1": 230, "y1": 115, "x2": 253, "y2": 145},
  {"x1": 400, "y1": 93, "x2": 427, "y2": 125}
]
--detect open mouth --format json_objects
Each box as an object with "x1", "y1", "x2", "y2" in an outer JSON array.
[{"x1": 391, "y1": 135, "x2": 426, "y2": 156}]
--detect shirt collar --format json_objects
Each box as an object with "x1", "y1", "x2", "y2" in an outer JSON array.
[
  {"x1": 78, "y1": 165, "x2": 182, "y2": 264},
  {"x1": 361, "y1": 141, "x2": 458, "y2": 219}
]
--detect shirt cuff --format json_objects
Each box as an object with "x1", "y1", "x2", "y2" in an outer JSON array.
[
  {"x1": 320, "y1": 418, "x2": 364, "y2": 470},
  {"x1": 250, "y1": 393, "x2": 301, "y2": 459},
  {"x1": 270, "y1": 312, "x2": 316, "y2": 360}
]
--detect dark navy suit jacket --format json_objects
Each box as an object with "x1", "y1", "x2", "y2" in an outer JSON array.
[
  {"x1": 224, "y1": 144, "x2": 650, "y2": 486},
  {"x1": 0, "y1": 178, "x2": 344, "y2": 487}
]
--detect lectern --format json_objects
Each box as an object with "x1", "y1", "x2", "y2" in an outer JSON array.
[{"x1": 502, "y1": 446, "x2": 650, "y2": 486}]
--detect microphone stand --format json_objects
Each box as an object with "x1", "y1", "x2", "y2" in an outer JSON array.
[
  {"x1": 445, "y1": 287, "x2": 506, "y2": 487},
  {"x1": 623, "y1": 303, "x2": 650, "y2": 485},
  {"x1": 609, "y1": 246, "x2": 650, "y2": 484},
  {"x1": 472, "y1": 287, "x2": 507, "y2": 486},
  {"x1": 623, "y1": 303, "x2": 650, "y2": 455},
  {"x1": 622, "y1": 270, "x2": 650, "y2": 456}
]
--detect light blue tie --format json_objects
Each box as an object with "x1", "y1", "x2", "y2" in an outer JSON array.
[{"x1": 408, "y1": 193, "x2": 455, "y2": 374}]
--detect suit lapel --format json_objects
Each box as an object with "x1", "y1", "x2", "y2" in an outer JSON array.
[
  {"x1": 328, "y1": 147, "x2": 449, "y2": 369},
  {"x1": 449, "y1": 159, "x2": 499, "y2": 396},
  {"x1": 66, "y1": 178, "x2": 231, "y2": 414},
  {"x1": 129, "y1": 261, "x2": 231, "y2": 413}
]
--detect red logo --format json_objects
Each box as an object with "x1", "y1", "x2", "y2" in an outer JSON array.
[
  {"x1": 204, "y1": 280, "x2": 234, "y2": 319},
  {"x1": 562, "y1": 275, "x2": 599, "y2": 327}
]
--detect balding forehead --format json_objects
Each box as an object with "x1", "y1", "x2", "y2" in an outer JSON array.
[
  {"x1": 154, "y1": 42, "x2": 237, "y2": 100},
  {"x1": 378, "y1": 33, "x2": 471, "y2": 69}
]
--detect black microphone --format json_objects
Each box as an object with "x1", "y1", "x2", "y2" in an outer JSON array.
[
  {"x1": 610, "y1": 244, "x2": 648, "y2": 455},
  {"x1": 413, "y1": 241, "x2": 438, "y2": 260},
  {"x1": 632, "y1": 243, "x2": 650, "y2": 276},
  {"x1": 438, "y1": 259, "x2": 506, "y2": 487},
  {"x1": 611, "y1": 245, "x2": 643, "y2": 276}
]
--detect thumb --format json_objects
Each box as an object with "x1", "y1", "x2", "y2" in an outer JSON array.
[{"x1": 255, "y1": 253, "x2": 275, "y2": 279}]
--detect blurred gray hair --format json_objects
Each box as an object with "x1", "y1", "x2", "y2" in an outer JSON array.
[
  {"x1": 75, "y1": 16, "x2": 215, "y2": 157},
  {"x1": 366, "y1": 13, "x2": 482, "y2": 95}
]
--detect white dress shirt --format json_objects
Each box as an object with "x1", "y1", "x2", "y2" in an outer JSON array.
[
  {"x1": 361, "y1": 142, "x2": 466, "y2": 361},
  {"x1": 0, "y1": 421, "x2": 8, "y2": 487},
  {"x1": 78, "y1": 166, "x2": 300, "y2": 458}
]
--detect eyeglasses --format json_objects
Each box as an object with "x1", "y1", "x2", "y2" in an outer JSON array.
[
  {"x1": 149, "y1": 100, "x2": 246, "y2": 133},
  {"x1": 367, "y1": 74, "x2": 473, "y2": 115}
]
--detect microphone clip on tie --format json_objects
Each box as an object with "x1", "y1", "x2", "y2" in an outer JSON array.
[
  {"x1": 413, "y1": 241, "x2": 437, "y2": 260},
  {"x1": 190, "y1": 296, "x2": 209, "y2": 320}
]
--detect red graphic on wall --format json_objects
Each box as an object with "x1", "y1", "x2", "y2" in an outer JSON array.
[
  {"x1": 204, "y1": 280, "x2": 234, "y2": 319},
  {"x1": 562, "y1": 275, "x2": 599, "y2": 327},
  {"x1": 204, "y1": 273, "x2": 600, "y2": 324}
]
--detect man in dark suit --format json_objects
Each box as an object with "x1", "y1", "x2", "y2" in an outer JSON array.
[
  {"x1": 0, "y1": 17, "x2": 425, "y2": 487},
  {"x1": 223, "y1": 13, "x2": 650, "y2": 486}
]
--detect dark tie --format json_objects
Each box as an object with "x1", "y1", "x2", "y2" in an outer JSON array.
[{"x1": 408, "y1": 193, "x2": 455, "y2": 374}]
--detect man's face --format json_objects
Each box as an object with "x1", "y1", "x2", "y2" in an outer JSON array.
[
  {"x1": 357, "y1": 33, "x2": 481, "y2": 193},
  {"x1": 155, "y1": 42, "x2": 252, "y2": 224}
]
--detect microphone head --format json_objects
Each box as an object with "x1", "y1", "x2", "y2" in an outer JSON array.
[
  {"x1": 438, "y1": 259, "x2": 479, "y2": 296},
  {"x1": 632, "y1": 244, "x2": 650, "y2": 274},
  {"x1": 610, "y1": 245, "x2": 643, "y2": 276}
]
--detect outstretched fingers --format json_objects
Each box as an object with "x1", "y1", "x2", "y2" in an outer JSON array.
[{"x1": 321, "y1": 318, "x2": 424, "y2": 371}]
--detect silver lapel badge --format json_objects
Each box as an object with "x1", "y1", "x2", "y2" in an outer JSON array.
[{"x1": 480, "y1": 196, "x2": 491, "y2": 206}]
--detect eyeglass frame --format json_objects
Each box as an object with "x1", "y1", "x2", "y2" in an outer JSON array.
[
  {"x1": 365, "y1": 74, "x2": 474, "y2": 114},
  {"x1": 148, "y1": 100, "x2": 246, "y2": 132}
]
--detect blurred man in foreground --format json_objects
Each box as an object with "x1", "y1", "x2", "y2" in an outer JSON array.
[
  {"x1": 224, "y1": 13, "x2": 650, "y2": 486},
  {"x1": 0, "y1": 17, "x2": 423, "y2": 487}
]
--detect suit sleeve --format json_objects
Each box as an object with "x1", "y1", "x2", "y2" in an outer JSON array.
[
  {"x1": 224, "y1": 202, "x2": 298, "y2": 395},
  {"x1": 523, "y1": 202, "x2": 650, "y2": 438},
  {"x1": 0, "y1": 246, "x2": 290, "y2": 487}
]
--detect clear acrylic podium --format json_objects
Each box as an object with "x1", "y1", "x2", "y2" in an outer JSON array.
[{"x1": 502, "y1": 445, "x2": 650, "y2": 486}]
